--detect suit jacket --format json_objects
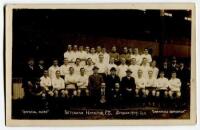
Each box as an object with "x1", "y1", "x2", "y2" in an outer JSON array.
[
  {"x1": 88, "y1": 74, "x2": 104, "y2": 92},
  {"x1": 159, "y1": 67, "x2": 171, "y2": 79},
  {"x1": 121, "y1": 76, "x2": 136, "y2": 92},
  {"x1": 177, "y1": 68, "x2": 190, "y2": 85},
  {"x1": 23, "y1": 65, "x2": 37, "y2": 85},
  {"x1": 106, "y1": 75, "x2": 120, "y2": 92},
  {"x1": 35, "y1": 65, "x2": 46, "y2": 78}
]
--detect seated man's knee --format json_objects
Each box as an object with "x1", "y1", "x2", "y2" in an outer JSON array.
[
  {"x1": 54, "y1": 90, "x2": 59, "y2": 97},
  {"x1": 145, "y1": 89, "x2": 149, "y2": 96},
  {"x1": 168, "y1": 91, "x2": 174, "y2": 98},
  {"x1": 73, "y1": 90, "x2": 77, "y2": 96},
  {"x1": 64, "y1": 90, "x2": 69, "y2": 95},
  {"x1": 77, "y1": 89, "x2": 81, "y2": 96},
  {"x1": 135, "y1": 89, "x2": 139, "y2": 95},
  {"x1": 41, "y1": 93, "x2": 46, "y2": 98},
  {"x1": 177, "y1": 91, "x2": 181, "y2": 98},
  {"x1": 62, "y1": 90, "x2": 68, "y2": 97},
  {"x1": 156, "y1": 91, "x2": 160, "y2": 97},
  {"x1": 164, "y1": 91, "x2": 168, "y2": 97},
  {"x1": 85, "y1": 89, "x2": 89, "y2": 96},
  {"x1": 152, "y1": 90, "x2": 156, "y2": 96},
  {"x1": 142, "y1": 89, "x2": 146, "y2": 95}
]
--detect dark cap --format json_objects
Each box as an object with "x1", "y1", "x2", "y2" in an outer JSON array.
[
  {"x1": 93, "y1": 66, "x2": 99, "y2": 70},
  {"x1": 110, "y1": 67, "x2": 117, "y2": 71},
  {"x1": 126, "y1": 69, "x2": 132, "y2": 73}
]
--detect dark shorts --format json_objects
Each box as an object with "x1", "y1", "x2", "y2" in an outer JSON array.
[{"x1": 157, "y1": 90, "x2": 168, "y2": 97}]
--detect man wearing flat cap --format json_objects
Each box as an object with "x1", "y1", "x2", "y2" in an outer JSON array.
[
  {"x1": 106, "y1": 67, "x2": 121, "y2": 102},
  {"x1": 121, "y1": 68, "x2": 136, "y2": 104},
  {"x1": 88, "y1": 66, "x2": 104, "y2": 104}
]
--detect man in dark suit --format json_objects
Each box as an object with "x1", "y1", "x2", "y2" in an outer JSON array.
[
  {"x1": 35, "y1": 59, "x2": 46, "y2": 78},
  {"x1": 88, "y1": 66, "x2": 104, "y2": 104},
  {"x1": 177, "y1": 62, "x2": 190, "y2": 106},
  {"x1": 106, "y1": 67, "x2": 121, "y2": 103},
  {"x1": 121, "y1": 69, "x2": 136, "y2": 104},
  {"x1": 110, "y1": 83, "x2": 123, "y2": 107},
  {"x1": 170, "y1": 58, "x2": 179, "y2": 74},
  {"x1": 28, "y1": 78, "x2": 47, "y2": 109},
  {"x1": 159, "y1": 61, "x2": 171, "y2": 79},
  {"x1": 23, "y1": 58, "x2": 37, "y2": 99}
]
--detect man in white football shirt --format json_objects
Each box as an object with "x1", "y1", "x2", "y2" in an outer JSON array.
[
  {"x1": 96, "y1": 46, "x2": 102, "y2": 55},
  {"x1": 64, "y1": 44, "x2": 74, "y2": 63},
  {"x1": 131, "y1": 48, "x2": 142, "y2": 65},
  {"x1": 48, "y1": 59, "x2": 60, "y2": 79},
  {"x1": 96, "y1": 54, "x2": 108, "y2": 80},
  {"x1": 60, "y1": 58, "x2": 70, "y2": 78},
  {"x1": 51, "y1": 70, "x2": 66, "y2": 98},
  {"x1": 141, "y1": 48, "x2": 152, "y2": 63},
  {"x1": 78, "y1": 45, "x2": 87, "y2": 66},
  {"x1": 65, "y1": 67, "x2": 78, "y2": 97},
  {"x1": 85, "y1": 58, "x2": 94, "y2": 76},
  {"x1": 168, "y1": 71, "x2": 181, "y2": 99},
  {"x1": 77, "y1": 68, "x2": 89, "y2": 97},
  {"x1": 72, "y1": 45, "x2": 79, "y2": 62},
  {"x1": 90, "y1": 47, "x2": 98, "y2": 64},
  {"x1": 156, "y1": 71, "x2": 169, "y2": 106},
  {"x1": 107, "y1": 57, "x2": 117, "y2": 75},
  {"x1": 135, "y1": 69, "x2": 146, "y2": 98},
  {"x1": 128, "y1": 58, "x2": 140, "y2": 78},
  {"x1": 150, "y1": 60, "x2": 159, "y2": 78},
  {"x1": 117, "y1": 57, "x2": 128, "y2": 80},
  {"x1": 145, "y1": 70, "x2": 157, "y2": 106},
  {"x1": 101, "y1": 47, "x2": 110, "y2": 64},
  {"x1": 84, "y1": 46, "x2": 91, "y2": 59},
  {"x1": 73, "y1": 58, "x2": 83, "y2": 75},
  {"x1": 128, "y1": 47, "x2": 133, "y2": 56},
  {"x1": 140, "y1": 57, "x2": 151, "y2": 79},
  {"x1": 40, "y1": 70, "x2": 52, "y2": 92}
]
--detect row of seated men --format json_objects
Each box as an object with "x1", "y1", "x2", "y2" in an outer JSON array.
[{"x1": 26, "y1": 65, "x2": 183, "y2": 108}]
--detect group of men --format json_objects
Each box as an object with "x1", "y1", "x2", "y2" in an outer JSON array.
[{"x1": 22, "y1": 44, "x2": 190, "y2": 107}]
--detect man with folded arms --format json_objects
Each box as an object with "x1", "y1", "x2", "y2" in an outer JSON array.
[{"x1": 168, "y1": 71, "x2": 182, "y2": 107}]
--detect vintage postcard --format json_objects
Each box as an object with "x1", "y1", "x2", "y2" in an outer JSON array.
[{"x1": 5, "y1": 3, "x2": 196, "y2": 126}]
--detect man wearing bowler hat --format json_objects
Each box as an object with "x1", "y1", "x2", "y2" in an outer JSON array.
[
  {"x1": 121, "y1": 69, "x2": 136, "y2": 104},
  {"x1": 106, "y1": 67, "x2": 121, "y2": 103},
  {"x1": 88, "y1": 66, "x2": 104, "y2": 104}
]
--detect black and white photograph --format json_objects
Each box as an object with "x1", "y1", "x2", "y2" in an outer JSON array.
[{"x1": 5, "y1": 3, "x2": 196, "y2": 126}]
